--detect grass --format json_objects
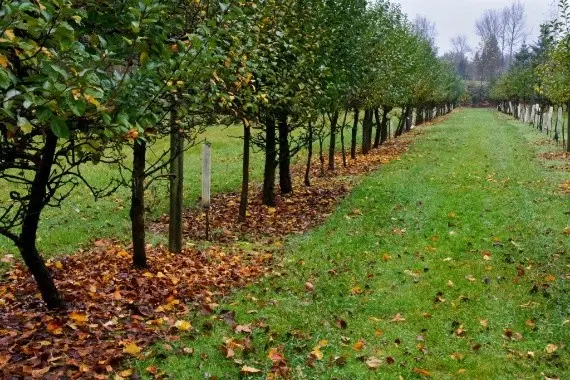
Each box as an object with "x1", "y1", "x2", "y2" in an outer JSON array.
[
  {"x1": 134, "y1": 108, "x2": 570, "y2": 379},
  {"x1": 0, "y1": 125, "x2": 265, "y2": 256}
]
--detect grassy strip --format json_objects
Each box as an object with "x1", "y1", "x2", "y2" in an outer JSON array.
[
  {"x1": 135, "y1": 109, "x2": 570, "y2": 379},
  {"x1": 0, "y1": 125, "x2": 264, "y2": 257}
]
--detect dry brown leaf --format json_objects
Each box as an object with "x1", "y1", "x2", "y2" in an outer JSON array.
[
  {"x1": 545, "y1": 344, "x2": 558, "y2": 354},
  {"x1": 353, "y1": 340, "x2": 365, "y2": 351},
  {"x1": 366, "y1": 357, "x2": 382, "y2": 369},
  {"x1": 413, "y1": 368, "x2": 432, "y2": 376},
  {"x1": 240, "y1": 365, "x2": 261, "y2": 374}
]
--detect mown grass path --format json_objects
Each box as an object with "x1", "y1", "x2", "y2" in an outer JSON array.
[{"x1": 138, "y1": 109, "x2": 569, "y2": 379}]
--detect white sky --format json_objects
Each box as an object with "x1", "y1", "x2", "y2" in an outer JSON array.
[{"x1": 394, "y1": 0, "x2": 557, "y2": 55}]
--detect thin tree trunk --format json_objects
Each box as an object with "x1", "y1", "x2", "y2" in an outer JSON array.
[
  {"x1": 380, "y1": 106, "x2": 390, "y2": 144},
  {"x1": 351, "y1": 108, "x2": 359, "y2": 159},
  {"x1": 17, "y1": 130, "x2": 63, "y2": 309},
  {"x1": 263, "y1": 117, "x2": 277, "y2": 206},
  {"x1": 395, "y1": 109, "x2": 405, "y2": 137},
  {"x1": 404, "y1": 107, "x2": 411, "y2": 132},
  {"x1": 373, "y1": 108, "x2": 382, "y2": 148},
  {"x1": 131, "y1": 139, "x2": 147, "y2": 269},
  {"x1": 362, "y1": 109, "x2": 372, "y2": 155},
  {"x1": 278, "y1": 113, "x2": 292, "y2": 194},
  {"x1": 169, "y1": 111, "x2": 184, "y2": 253},
  {"x1": 304, "y1": 121, "x2": 313, "y2": 186},
  {"x1": 238, "y1": 121, "x2": 251, "y2": 222},
  {"x1": 340, "y1": 109, "x2": 348, "y2": 166},
  {"x1": 328, "y1": 111, "x2": 339, "y2": 171}
]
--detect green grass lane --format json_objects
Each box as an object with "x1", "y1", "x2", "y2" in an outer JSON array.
[{"x1": 136, "y1": 108, "x2": 570, "y2": 379}]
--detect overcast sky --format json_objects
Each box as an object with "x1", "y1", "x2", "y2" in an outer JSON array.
[{"x1": 394, "y1": 0, "x2": 557, "y2": 55}]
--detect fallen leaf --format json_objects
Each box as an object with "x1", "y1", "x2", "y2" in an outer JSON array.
[
  {"x1": 123, "y1": 343, "x2": 141, "y2": 356},
  {"x1": 350, "y1": 286, "x2": 362, "y2": 295},
  {"x1": 69, "y1": 311, "x2": 89, "y2": 325},
  {"x1": 310, "y1": 347, "x2": 323, "y2": 360},
  {"x1": 451, "y1": 352, "x2": 464, "y2": 361},
  {"x1": 241, "y1": 365, "x2": 261, "y2": 374},
  {"x1": 31, "y1": 367, "x2": 50, "y2": 377},
  {"x1": 366, "y1": 357, "x2": 382, "y2": 369},
  {"x1": 391, "y1": 313, "x2": 406, "y2": 322},
  {"x1": 335, "y1": 318, "x2": 347, "y2": 329},
  {"x1": 353, "y1": 340, "x2": 365, "y2": 351},
  {"x1": 119, "y1": 369, "x2": 133, "y2": 377},
  {"x1": 413, "y1": 368, "x2": 432, "y2": 376},
  {"x1": 305, "y1": 282, "x2": 314, "y2": 292},
  {"x1": 268, "y1": 348, "x2": 285, "y2": 364},
  {"x1": 545, "y1": 344, "x2": 558, "y2": 354},
  {"x1": 174, "y1": 320, "x2": 192, "y2": 331},
  {"x1": 235, "y1": 324, "x2": 252, "y2": 334}
]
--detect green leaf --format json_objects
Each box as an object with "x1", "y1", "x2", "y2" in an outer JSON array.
[
  {"x1": 36, "y1": 106, "x2": 52, "y2": 122},
  {"x1": 68, "y1": 97, "x2": 87, "y2": 116},
  {"x1": 0, "y1": 68, "x2": 11, "y2": 90},
  {"x1": 50, "y1": 116, "x2": 70, "y2": 139}
]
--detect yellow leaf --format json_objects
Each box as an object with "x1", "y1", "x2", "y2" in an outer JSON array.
[
  {"x1": 69, "y1": 311, "x2": 88, "y2": 324},
  {"x1": 119, "y1": 369, "x2": 133, "y2": 377},
  {"x1": 174, "y1": 320, "x2": 192, "y2": 331},
  {"x1": 0, "y1": 55, "x2": 8, "y2": 68},
  {"x1": 123, "y1": 342, "x2": 142, "y2": 356},
  {"x1": 85, "y1": 95, "x2": 101, "y2": 108},
  {"x1": 3, "y1": 30, "x2": 15, "y2": 41},
  {"x1": 55, "y1": 261, "x2": 63, "y2": 269},
  {"x1": 310, "y1": 347, "x2": 323, "y2": 360}
]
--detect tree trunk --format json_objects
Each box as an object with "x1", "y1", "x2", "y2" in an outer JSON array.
[
  {"x1": 17, "y1": 130, "x2": 63, "y2": 309},
  {"x1": 169, "y1": 111, "x2": 184, "y2": 253},
  {"x1": 373, "y1": 108, "x2": 382, "y2": 148},
  {"x1": 351, "y1": 108, "x2": 359, "y2": 159},
  {"x1": 395, "y1": 110, "x2": 405, "y2": 137},
  {"x1": 304, "y1": 121, "x2": 313, "y2": 186},
  {"x1": 362, "y1": 109, "x2": 372, "y2": 155},
  {"x1": 380, "y1": 106, "x2": 390, "y2": 144},
  {"x1": 278, "y1": 113, "x2": 292, "y2": 194},
  {"x1": 131, "y1": 139, "x2": 147, "y2": 269},
  {"x1": 263, "y1": 117, "x2": 277, "y2": 206},
  {"x1": 404, "y1": 107, "x2": 411, "y2": 132},
  {"x1": 238, "y1": 122, "x2": 251, "y2": 222},
  {"x1": 328, "y1": 111, "x2": 339, "y2": 171},
  {"x1": 340, "y1": 109, "x2": 348, "y2": 167}
]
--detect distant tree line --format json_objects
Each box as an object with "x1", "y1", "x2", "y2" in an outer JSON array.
[{"x1": 492, "y1": 0, "x2": 570, "y2": 152}]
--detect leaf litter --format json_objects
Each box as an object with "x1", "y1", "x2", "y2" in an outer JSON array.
[{"x1": 0, "y1": 134, "x2": 418, "y2": 378}]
